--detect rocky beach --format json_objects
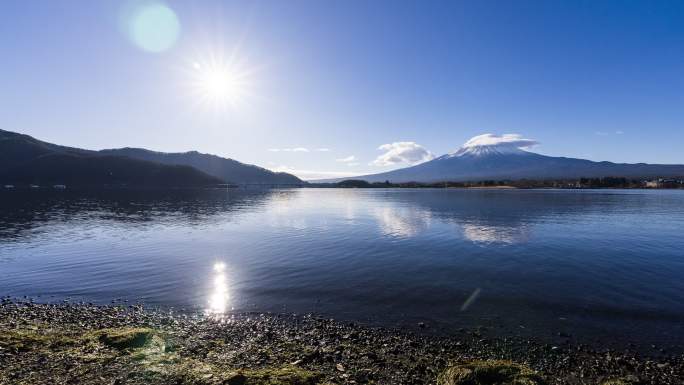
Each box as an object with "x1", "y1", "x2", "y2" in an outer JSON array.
[{"x1": 0, "y1": 299, "x2": 681, "y2": 385}]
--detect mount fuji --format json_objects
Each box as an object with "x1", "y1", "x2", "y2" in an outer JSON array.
[{"x1": 327, "y1": 134, "x2": 684, "y2": 183}]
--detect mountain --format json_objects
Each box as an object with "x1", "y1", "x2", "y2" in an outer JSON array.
[
  {"x1": 0, "y1": 129, "x2": 300, "y2": 187},
  {"x1": 325, "y1": 135, "x2": 684, "y2": 183},
  {"x1": 0, "y1": 129, "x2": 223, "y2": 187},
  {"x1": 99, "y1": 148, "x2": 303, "y2": 185}
]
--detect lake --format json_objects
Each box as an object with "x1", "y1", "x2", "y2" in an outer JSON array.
[{"x1": 1, "y1": 188, "x2": 683, "y2": 351}]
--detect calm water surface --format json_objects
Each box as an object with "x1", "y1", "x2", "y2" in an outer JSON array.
[{"x1": 1, "y1": 188, "x2": 683, "y2": 349}]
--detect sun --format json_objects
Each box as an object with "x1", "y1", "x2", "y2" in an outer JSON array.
[
  {"x1": 187, "y1": 53, "x2": 255, "y2": 111},
  {"x1": 194, "y1": 63, "x2": 246, "y2": 105}
]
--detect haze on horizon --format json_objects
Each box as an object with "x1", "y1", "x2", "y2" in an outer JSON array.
[{"x1": 1, "y1": 0, "x2": 683, "y2": 180}]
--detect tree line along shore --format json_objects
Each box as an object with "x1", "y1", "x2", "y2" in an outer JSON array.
[{"x1": 310, "y1": 177, "x2": 684, "y2": 189}]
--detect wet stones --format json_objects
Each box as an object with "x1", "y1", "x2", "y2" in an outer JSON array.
[{"x1": 1, "y1": 301, "x2": 683, "y2": 385}]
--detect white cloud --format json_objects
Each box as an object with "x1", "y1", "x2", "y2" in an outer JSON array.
[
  {"x1": 270, "y1": 165, "x2": 361, "y2": 181},
  {"x1": 595, "y1": 130, "x2": 624, "y2": 136},
  {"x1": 315, "y1": 148, "x2": 331, "y2": 152},
  {"x1": 371, "y1": 142, "x2": 434, "y2": 166},
  {"x1": 346, "y1": 162, "x2": 360, "y2": 167},
  {"x1": 336, "y1": 155, "x2": 356, "y2": 163},
  {"x1": 267, "y1": 147, "x2": 310, "y2": 152},
  {"x1": 462, "y1": 133, "x2": 538, "y2": 149}
]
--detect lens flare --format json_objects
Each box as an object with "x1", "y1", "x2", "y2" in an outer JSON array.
[{"x1": 126, "y1": 2, "x2": 180, "y2": 53}]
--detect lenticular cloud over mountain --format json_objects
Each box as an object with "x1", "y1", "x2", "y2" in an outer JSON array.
[
  {"x1": 448, "y1": 133, "x2": 540, "y2": 158},
  {"x1": 461, "y1": 133, "x2": 539, "y2": 150}
]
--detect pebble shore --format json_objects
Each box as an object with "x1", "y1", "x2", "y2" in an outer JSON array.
[{"x1": 0, "y1": 300, "x2": 681, "y2": 385}]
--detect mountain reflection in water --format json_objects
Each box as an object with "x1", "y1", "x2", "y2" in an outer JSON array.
[{"x1": 1, "y1": 188, "x2": 684, "y2": 352}]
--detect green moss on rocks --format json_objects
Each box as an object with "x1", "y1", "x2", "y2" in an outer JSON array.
[
  {"x1": 0, "y1": 327, "x2": 76, "y2": 352},
  {"x1": 437, "y1": 360, "x2": 546, "y2": 385},
  {"x1": 2, "y1": 326, "x2": 322, "y2": 384},
  {"x1": 600, "y1": 379, "x2": 638, "y2": 385},
  {"x1": 96, "y1": 327, "x2": 154, "y2": 350},
  {"x1": 225, "y1": 366, "x2": 322, "y2": 385},
  {"x1": 141, "y1": 359, "x2": 322, "y2": 385}
]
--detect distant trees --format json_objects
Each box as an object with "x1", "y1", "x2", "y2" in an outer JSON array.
[
  {"x1": 329, "y1": 177, "x2": 683, "y2": 189},
  {"x1": 336, "y1": 180, "x2": 373, "y2": 188},
  {"x1": 578, "y1": 177, "x2": 631, "y2": 188}
]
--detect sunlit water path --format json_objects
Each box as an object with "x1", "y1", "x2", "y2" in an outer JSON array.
[{"x1": 1, "y1": 188, "x2": 683, "y2": 351}]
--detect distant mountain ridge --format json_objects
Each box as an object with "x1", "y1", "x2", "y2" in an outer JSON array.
[
  {"x1": 321, "y1": 135, "x2": 684, "y2": 183},
  {"x1": 99, "y1": 148, "x2": 302, "y2": 185},
  {"x1": 0, "y1": 129, "x2": 302, "y2": 187}
]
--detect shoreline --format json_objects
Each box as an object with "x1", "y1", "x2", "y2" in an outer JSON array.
[
  {"x1": 1, "y1": 301, "x2": 681, "y2": 384},
  {"x1": 2, "y1": 185, "x2": 684, "y2": 191}
]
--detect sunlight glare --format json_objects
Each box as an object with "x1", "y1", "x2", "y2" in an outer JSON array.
[
  {"x1": 188, "y1": 53, "x2": 254, "y2": 111},
  {"x1": 207, "y1": 262, "x2": 230, "y2": 315}
]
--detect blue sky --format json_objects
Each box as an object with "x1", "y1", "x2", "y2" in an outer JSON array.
[{"x1": 1, "y1": 0, "x2": 683, "y2": 179}]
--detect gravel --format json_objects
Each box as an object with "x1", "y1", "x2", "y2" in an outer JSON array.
[{"x1": 0, "y1": 299, "x2": 681, "y2": 385}]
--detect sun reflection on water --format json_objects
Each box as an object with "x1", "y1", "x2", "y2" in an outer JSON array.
[{"x1": 206, "y1": 262, "x2": 231, "y2": 315}]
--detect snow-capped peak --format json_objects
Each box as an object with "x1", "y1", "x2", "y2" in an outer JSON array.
[
  {"x1": 447, "y1": 133, "x2": 538, "y2": 158},
  {"x1": 449, "y1": 145, "x2": 529, "y2": 157}
]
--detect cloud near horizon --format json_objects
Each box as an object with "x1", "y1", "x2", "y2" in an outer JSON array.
[
  {"x1": 268, "y1": 147, "x2": 310, "y2": 152},
  {"x1": 595, "y1": 130, "x2": 624, "y2": 136},
  {"x1": 371, "y1": 142, "x2": 434, "y2": 166},
  {"x1": 270, "y1": 165, "x2": 360, "y2": 181},
  {"x1": 268, "y1": 147, "x2": 331, "y2": 152},
  {"x1": 336, "y1": 155, "x2": 356, "y2": 162},
  {"x1": 462, "y1": 133, "x2": 538, "y2": 149}
]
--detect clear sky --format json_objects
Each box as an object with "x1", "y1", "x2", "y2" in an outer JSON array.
[{"x1": 1, "y1": 0, "x2": 683, "y2": 179}]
